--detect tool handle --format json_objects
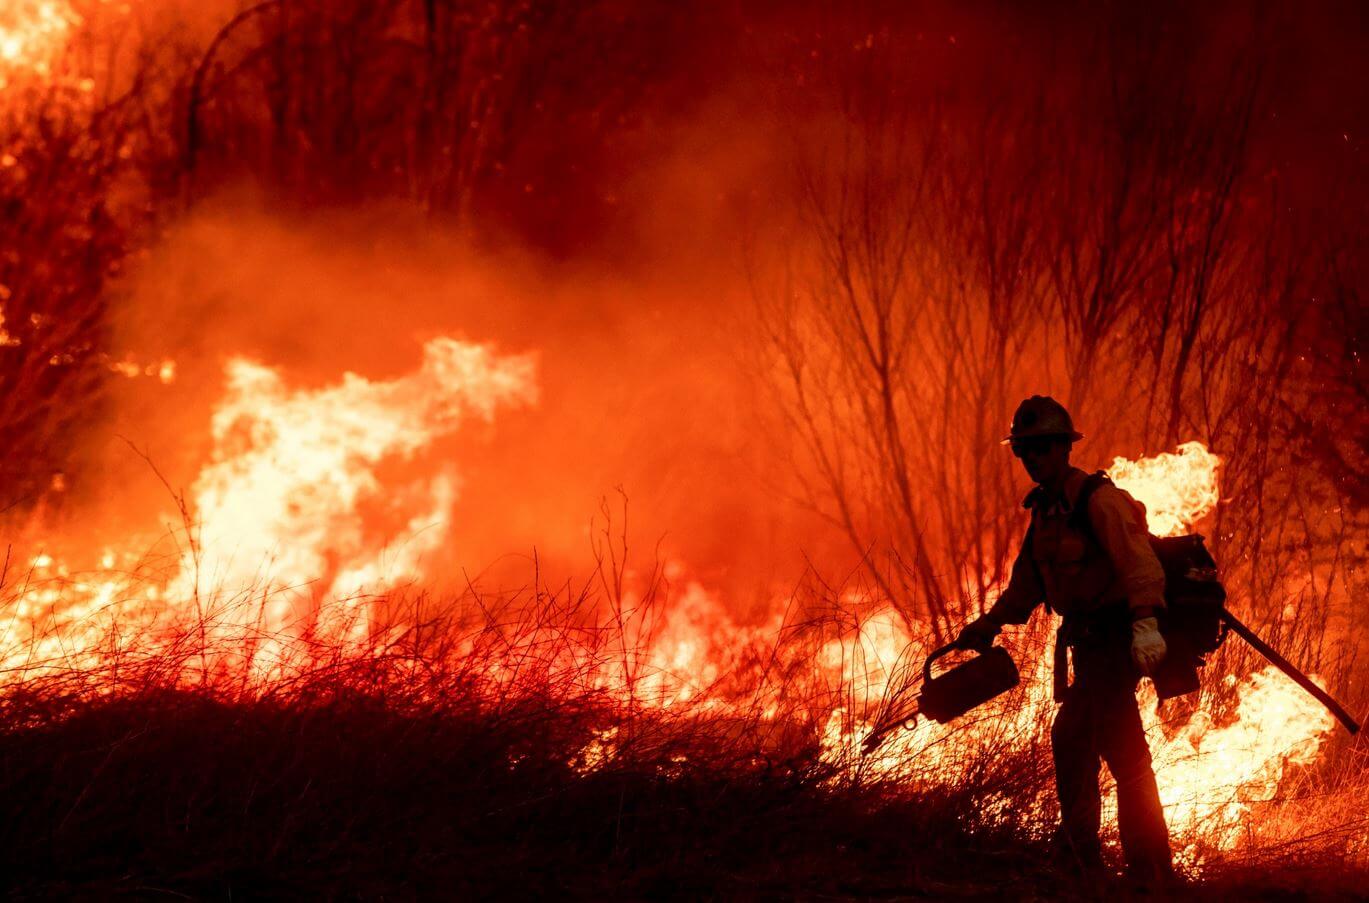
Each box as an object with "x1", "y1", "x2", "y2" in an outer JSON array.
[
  {"x1": 922, "y1": 642, "x2": 962, "y2": 683},
  {"x1": 1222, "y1": 609, "x2": 1360, "y2": 735}
]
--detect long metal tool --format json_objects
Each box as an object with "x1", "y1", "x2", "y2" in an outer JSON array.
[{"x1": 1221, "y1": 609, "x2": 1360, "y2": 735}]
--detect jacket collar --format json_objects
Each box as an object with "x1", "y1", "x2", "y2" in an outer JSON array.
[{"x1": 1022, "y1": 467, "x2": 1090, "y2": 514}]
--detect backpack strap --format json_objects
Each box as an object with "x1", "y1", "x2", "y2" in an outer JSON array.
[
  {"x1": 1067, "y1": 471, "x2": 1112, "y2": 544},
  {"x1": 1068, "y1": 471, "x2": 1150, "y2": 625},
  {"x1": 1023, "y1": 474, "x2": 1111, "y2": 617},
  {"x1": 1023, "y1": 520, "x2": 1050, "y2": 615}
]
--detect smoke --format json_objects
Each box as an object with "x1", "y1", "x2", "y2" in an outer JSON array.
[
  {"x1": 92, "y1": 186, "x2": 813, "y2": 609},
  {"x1": 20, "y1": 0, "x2": 1367, "y2": 626}
]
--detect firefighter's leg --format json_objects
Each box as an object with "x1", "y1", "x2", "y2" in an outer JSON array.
[
  {"x1": 1097, "y1": 679, "x2": 1175, "y2": 883},
  {"x1": 1050, "y1": 683, "x2": 1104, "y2": 871}
]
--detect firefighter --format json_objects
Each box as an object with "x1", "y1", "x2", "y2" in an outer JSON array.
[{"x1": 956, "y1": 395, "x2": 1175, "y2": 887}]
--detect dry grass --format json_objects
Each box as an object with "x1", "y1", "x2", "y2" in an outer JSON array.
[
  {"x1": 0, "y1": 580, "x2": 1048, "y2": 900},
  {"x1": 0, "y1": 574, "x2": 1361, "y2": 900}
]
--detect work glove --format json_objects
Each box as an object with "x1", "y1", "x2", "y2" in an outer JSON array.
[
  {"x1": 956, "y1": 616, "x2": 1001, "y2": 652},
  {"x1": 1130, "y1": 617, "x2": 1167, "y2": 676}
]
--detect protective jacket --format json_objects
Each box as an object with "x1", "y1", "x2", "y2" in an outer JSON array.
[{"x1": 986, "y1": 466, "x2": 1165, "y2": 626}]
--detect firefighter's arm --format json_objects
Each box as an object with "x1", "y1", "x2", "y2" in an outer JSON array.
[
  {"x1": 1088, "y1": 486, "x2": 1166, "y2": 619},
  {"x1": 957, "y1": 529, "x2": 1043, "y2": 650},
  {"x1": 983, "y1": 538, "x2": 1045, "y2": 627}
]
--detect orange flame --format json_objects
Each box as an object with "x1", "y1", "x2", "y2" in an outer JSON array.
[
  {"x1": 1, "y1": 338, "x2": 537, "y2": 682},
  {"x1": 0, "y1": 0, "x2": 76, "y2": 83},
  {"x1": 1140, "y1": 668, "x2": 1335, "y2": 863},
  {"x1": 1106, "y1": 440, "x2": 1220, "y2": 537},
  {"x1": 0, "y1": 353, "x2": 1337, "y2": 874},
  {"x1": 182, "y1": 340, "x2": 536, "y2": 603}
]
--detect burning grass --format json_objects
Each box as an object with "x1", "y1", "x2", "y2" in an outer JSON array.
[
  {"x1": 0, "y1": 2, "x2": 1363, "y2": 897},
  {"x1": 0, "y1": 340, "x2": 1359, "y2": 895},
  {"x1": 0, "y1": 558, "x2": 1364, "y2": 899},
  {"x1": 0, "y1": 575, "x2": 1046, "y2": 899}
]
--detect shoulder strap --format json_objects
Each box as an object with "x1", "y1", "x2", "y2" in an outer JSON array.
[
  {"x1": 1027, "y1": 472, "x2": 1113, "y2": 619},
  {"x1": 1023, "y1": 519, "x2": 1052, "y2": 615},
  {"x1": 1067, "y1": 471, "x2": 1112, "y2": 544}
]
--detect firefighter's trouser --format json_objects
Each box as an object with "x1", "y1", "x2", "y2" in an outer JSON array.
[{"x1": 1052, "y1": 633, "x2": 1174, "y2": 880}]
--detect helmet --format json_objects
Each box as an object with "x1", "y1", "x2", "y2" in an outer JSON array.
[{"x1": 1003, "y1": 395, "x2": 1084, "y2": 444}]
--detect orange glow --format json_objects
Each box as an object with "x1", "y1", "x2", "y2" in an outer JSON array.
[
  {"x1": 0, "y1": 353, "x2": 1338, "y2": 875},
  {"x1": 0, "y1": 0, "x2": 76, "y2": 81},
  {"x1": 1106, "y1": 441, "x2": 1221, "y2": 537},
  {"x1": 0, "y1": 3, "x2": 1359, "y2": 890},
  {"x1": 1141, "y1": 667, "x2": 1335, "y2": 865},
  {"x1": 182, "y1": 340, "x2": 536, "y2": 602},
  {"x1": 0, "y1": 338, "x2": 538, "y2": 683},
  {"x1": 107, "y1": 356, "x2": 176, "y2": 381}
]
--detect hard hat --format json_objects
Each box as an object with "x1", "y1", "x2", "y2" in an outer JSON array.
[{"x1": 1003, "y1": 395, "x2": 1084, "y2": 444}]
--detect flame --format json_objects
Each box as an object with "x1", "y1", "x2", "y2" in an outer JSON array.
[
  {"x1": 1142, "y1": 667, "x2": 1335, "y2": 864},
  {"x1": 0, "y1": 337, "x2": 537, "y2": 682},
  {"x1": 183, "y1": 339, "x2": 535, "y2": 603},
  {"x1": 106, "y1": 356, "x2": 177, "y2": 382},
  {"x1": 1106, "y1": 440, "x2": 1220, "y2": 537},
  {"x1": 0, "y1": 0, "x2": 76, "y2": 82},
  {"x1": 0, "y1": 303, "x2": 20, "y2": 347},
  {"x1": 0, "y1": 1, "x2": 1352, "y2": 878},
  {"x1": 0, "y1": 348, "x2": 1339, "y2": 879}
]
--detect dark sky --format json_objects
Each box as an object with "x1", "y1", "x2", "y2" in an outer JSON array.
[{"x1": 465, "y1": 0, "x2": 1366, "y2": 263}]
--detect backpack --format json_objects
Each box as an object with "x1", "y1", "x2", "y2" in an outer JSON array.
[{"x1": 1069, "y1": 471, "x2": 1230, "y2": 698}]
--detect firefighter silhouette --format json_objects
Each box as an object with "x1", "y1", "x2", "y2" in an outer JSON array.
[{"x1": 958, "y1": 396, "x2": 1176, "y2": 886}]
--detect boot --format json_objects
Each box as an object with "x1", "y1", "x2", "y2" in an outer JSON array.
[
  {"x1": 1051, "y1": 827, "x2": 1108, "y2": 878},
  {"x1": 1126, "y1": 857, "x2": 1179, "y2": 895}
]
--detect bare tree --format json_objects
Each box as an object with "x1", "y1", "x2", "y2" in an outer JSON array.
[
  {"x1": 755, "y1": 8, "x2": 1362, "y2": 683},
  {"x1": 757, "y1": 34, "x2": 1055, "y2": 640}
]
